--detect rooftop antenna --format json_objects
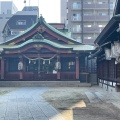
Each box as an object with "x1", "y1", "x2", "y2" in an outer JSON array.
[
  {"x1": 24, "y1": 0, "x2": 26, "y2": 6},
  {"x1": 29, "y1": 0, "x2": 30, "y2": 6},
  {"x1": 38, "y1": 0, "x2": 39, "y2": 17}
]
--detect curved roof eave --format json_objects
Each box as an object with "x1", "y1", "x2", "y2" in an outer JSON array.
[
  {"x1": 94, "y1": 15, "x2": 120, "y2": 45},
  {"x1": 1, "y1": 16, "x2": 81, "y2": 45},
  {"x1": 41, "y1": 18, "x2": 81, "y2": 44},
  {"x1": 2, "y1": 38, "x2": 73, "y2": 51}
]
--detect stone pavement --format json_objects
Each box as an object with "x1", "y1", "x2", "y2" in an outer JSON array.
[
  {"x1": 73, "y1": 87, "x2": 120, "y2": 120},
  {"x1": 1, "y1": 86, "x2": 120, "y2": 120},
  {"x1": 0, "y1": 87, "x2": 62, "y2": 120}
]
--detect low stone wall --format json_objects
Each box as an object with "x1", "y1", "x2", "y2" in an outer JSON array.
[
  {"x1": 99, "y1": 78, "x2": 117, "y2": 92},
  {"x1": 0, "y1": 81, "x2": 92, "y2": 87}
]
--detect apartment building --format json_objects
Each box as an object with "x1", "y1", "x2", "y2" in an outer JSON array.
[
  {"x1": 61, "y1": 0, "x2": 116, "y2": 44},
  {"x1": 2, "y1": 6, "x2": 39, "y2": 42},
  {"x1": 0, "y1": 1, "x2": 18, "y2": 42}
]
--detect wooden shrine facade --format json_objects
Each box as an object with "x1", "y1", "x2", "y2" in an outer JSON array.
[
  {"x1": 90, "y1": 0, "x2": 120, "y2": 88},
  {"x1": 0, "y1": 16, "x2": 95, "y2": 82}
]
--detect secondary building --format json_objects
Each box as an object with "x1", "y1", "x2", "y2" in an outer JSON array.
[{"x1": 89, "y1": 0, "x2": 120, "y2": 91}]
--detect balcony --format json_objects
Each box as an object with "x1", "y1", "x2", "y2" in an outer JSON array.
[
  {"x1": 95, "y1": 15, "x2": 109, "y2": 21},
  {"x1": 72, "y1": 6, "x2": 81, "y2": 10},
  {"x1": 72, "y1": 30, "x2": 81, "y2": 33},
  {"x1": 83, "y1": 27, "x2": 103, "y2": 33},
  {"x1": 83, "y1": 38, "x2": 95, "y2": 44},
  {"x1": 95, "y1": 4, "x2": 109, "y2": 9},
  {"x1": 83, "y1": 3, "x2": 109, "y2": 9},
  {"x1": 83, "y1": 4, "x2": 95, "y2": 9},
  {"x1": 83, "y1": 15, "x2": 109, "y2": 21},
  {"x1": 83, "y1": 15, "x2": 95, "y2": 21},
  {"x1": 71, "y1": 17, "x2": 81, "y2": 22}
]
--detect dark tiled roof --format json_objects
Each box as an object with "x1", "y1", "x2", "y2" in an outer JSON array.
[
  {"x1": 22, "y1": 6, "x2": 39, "y2": 11},
  {"x1": 6, "y1": 15, "x2": 37, "y2": 30},
  {"x1": 113, "y1": 0, "x2": 120, "y2": 15},
  {"x1": 0, "y1": 38, "x2": 95, "y2": 52},
  {"x1": 2, "y1": 16, "x2": 81, "y2": 45}
]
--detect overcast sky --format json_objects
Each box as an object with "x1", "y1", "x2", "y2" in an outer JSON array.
[{"x1": 3, "y1": 0, "x2": 60, "y2": 23}]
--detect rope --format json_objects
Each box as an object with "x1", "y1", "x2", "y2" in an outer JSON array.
[{"x1": 23, "y1": 54, "x2": 57, "y2": 61}]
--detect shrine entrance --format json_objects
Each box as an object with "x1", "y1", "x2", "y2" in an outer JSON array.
[{"x1": 24, "y1": 55, "x2": 57, "y2": 80}]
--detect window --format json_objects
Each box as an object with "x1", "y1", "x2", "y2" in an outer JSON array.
[
  {"x1": 73, "y1": 2, "x2": 80, "y2": 9},
  {"x1": 6, "y1": 17, "x2": 10, "y2": 19},
  {"x1": 110, "y1": 2, "x2": 115, "y2": 9},
  {"x1": 84, "y1": 2, "x2": 92, "y2": 4},
  {"x1": 98, "y1": 13, "x2": 106, "y2": 16},
  {"x1": 11, "y1": 31, "x2": 24, "y2": 36},
  {"x1": 72, "y1": 13, "x2": 80, "y2": 21},
  {"x1": 84, "y1": 36, "x2": 92, "y2": 39},
  {"x1": 7, "y1": 10, "x2": 11, "y2": 14},
  {"x1": 11, "y1": 31, "x2": 19, "y2": 35},
  {"x1": 16, "y1": 20, "x2": 26, "y2": 25},
  {"x1": 84, "y1": 13, "x2": 92, "y2": 16},
  {"x1": 72, "y1": 25, "x2": 81, "y2": 32},
  {"x1": 88, "y1": 37, "x2": 92, "y2": 39},
  {"x1": 98, "y1": 2, "x2": 106, "y2": 4},
  {"x1": 76, "y1": 36, "x2": 81, "y2": 42},
  {"x1": 98, "y1": 25, "x2": 105, "y2": 27},
  {"x1": 84, "y1": 25, "x2": 92, "y2": 27},
  {"x1": 98, "y1": 25, "x2": 102, "y2": 27}
]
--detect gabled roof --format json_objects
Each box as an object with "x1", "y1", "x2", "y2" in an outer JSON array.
[
  {"x1": 0, "y1": 33, "x2": 95, "y2": 54},
  {"x1": 3, "y1": 15, "x2": 37, "y2": 31},
  {"x1": 2, "y1": 16, "x2": 80, "y2": 45},
  {"x1": 94, "y1": 15, "x2": 120, "y2": 45},
  {"x1": 113, "y1": 0, "x2": 120, "y2": 16},
  {"x1": 95, "y1": 0, "x2": 120, "y2": 45},
  {"x1": 3, "y1": 39, "x2": 72, "y2": 50}
]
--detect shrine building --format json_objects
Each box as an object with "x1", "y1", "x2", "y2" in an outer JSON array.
[{"x1": 0, "y1": 16, "x2": 95, "y2": 82}]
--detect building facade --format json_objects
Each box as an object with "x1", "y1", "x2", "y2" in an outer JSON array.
[
  {"x1": 0, "y1": 1, "x2": 18, "y2": 43},
  {"x1": 61, "y1": 0, "x2": 116, "y2": 44},
  {"x1": 1, "y1": 6, "x2": 39, "y2": 43},
  {"x1": 0, "y1": 16, "x2": 95, "y2": 82},
  {"x1": 0, "y1": 1, "x2": 18, "y2": 14},
  {"x1": 90, "y1": 0, "x2": 120, "y2": 91}
]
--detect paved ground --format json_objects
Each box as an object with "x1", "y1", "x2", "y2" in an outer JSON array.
[
  {"x1": 0, "y1": 86, "x2": 120, "y2": 120},
  {"x1": 0, "y1": 87, "x2": 61, "y2": 120},
  {"x1": 42, "y1": 86, "x2": 120, "y2": 120}
]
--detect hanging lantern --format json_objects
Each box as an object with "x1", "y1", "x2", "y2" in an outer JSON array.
[
  {"x1": 18, "y1": 61, "x2": 23, "y2": 71},
  {"x1": 55, "y1": 61, "x2": 61, "y2": 70},
  {"x1": 34, "y1": 60, "x2": 36, "y2": 64},
  {"x1": 49, "y1": 60, "x2": 50, "y2": 64},
  {"x1": 104, "y1": 48, "x2": 111, "y2": 60},
  {"x1": 43, "y1": 60, "x2": 45, "y2": 64},
  {"x1": 29, "y1": 60, "x2": 31, "y2": 64}
]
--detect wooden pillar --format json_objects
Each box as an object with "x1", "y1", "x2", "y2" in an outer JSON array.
[
  {"x1": 76, "y1": 57, "x2": 79, "y2": 80},
  {"x1": 57, "y1": 55, "x2": 61, "y2": 80},
  {"x1": 19, "y1": 57, "x2": 23, "y2": 80},
  {"x1": 1, "y1": 58, "x2": 4, "y2": 79},
  {"x1": 57, "y1": 70, "x2": 60, "y2": 80}
]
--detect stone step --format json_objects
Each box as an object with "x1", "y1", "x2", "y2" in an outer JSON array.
[{"x1": 0, "y1": 81, "x2": 91, "y2": 87}]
